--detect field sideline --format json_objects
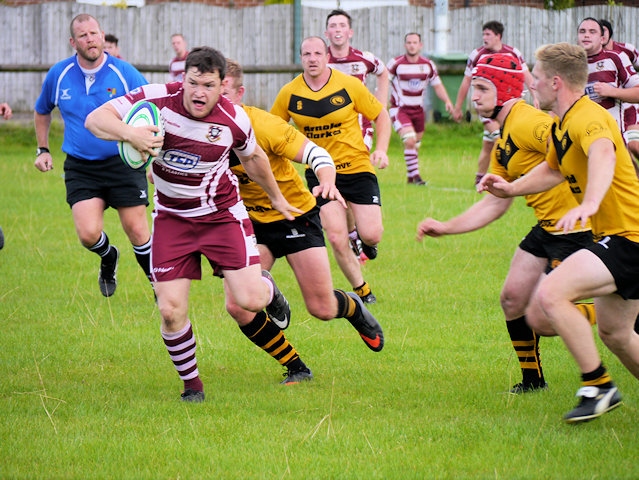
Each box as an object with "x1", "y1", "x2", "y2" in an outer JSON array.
[{"x1": 1, "y1": 119, "x2": 637, "y2": 479}]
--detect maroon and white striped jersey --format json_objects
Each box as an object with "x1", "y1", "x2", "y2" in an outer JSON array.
[
  {"x1": 585, "y1": 50, "x2": 639, "y2": 130},
  {"x1": 609, "y1": 41, "x2": 639, "y2": 129},
  {"x1": 328, "y1": 46, "x2": 385, "y2": 83},
  {"x1": 387, "y1": 55, "x2": 442, "y2": 109},
  {"x1": 464, "y1": 45, "x2": 530, "y2": 78},
  {"x1": 109, "y1": 83, "x2": 257, "y2": 218},
  {"x1": 610, "y1": 40, "x2": 639, "y2": 71}
]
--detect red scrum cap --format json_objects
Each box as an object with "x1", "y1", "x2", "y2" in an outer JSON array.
[{"x1": 472, "y1": 54, "x2": 524, "y2": 107}]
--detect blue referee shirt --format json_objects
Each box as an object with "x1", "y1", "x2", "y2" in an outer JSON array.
[{"x1": 35, "y1": 54, "x2": 148, "y2": 161}]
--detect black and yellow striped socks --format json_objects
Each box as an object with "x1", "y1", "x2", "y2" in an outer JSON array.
[
  {"x1": 240, "y1": 311, "x2": 305, "y2": 372},
  {"x1": 506, "y1": 316, "x2": 545, "y2": 387},
  {"x1": 581, "y1": 363, "x2": 613, "y2": 389}
]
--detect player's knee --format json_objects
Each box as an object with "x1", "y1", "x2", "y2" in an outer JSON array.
[
  {"x1": 401, "y1": 131, "x2": 417, "y2": 148},
  {"x1": 237, "y1": 295, "x2": 267, "y2": 313},
  {"x1": 359, "y1": 229, "x2": 383, "y2": 247},
  {"x1": 158, "y1": 302, "x2": 187, "y2": 331},
  {"x1": 499, "y1": 289, "x2": 527, "y2": 318},
  {"x1": 525, "y1": 290, "x2": 559, "y2": 336},
  {"x1": 79, "y1": 230, "x2": 102, "y2": 248},
  {"x1": 325, "y1": 230, "x2": 349, "y2": 250}
]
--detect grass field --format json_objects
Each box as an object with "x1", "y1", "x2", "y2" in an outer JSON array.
[{"x1": 1, "y1": 118, "x2": 638, "y2": 479}]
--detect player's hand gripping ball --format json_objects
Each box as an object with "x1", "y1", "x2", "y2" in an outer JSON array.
[{"x1": 118, "y1": 100, "x2": 164, "y2": 170}]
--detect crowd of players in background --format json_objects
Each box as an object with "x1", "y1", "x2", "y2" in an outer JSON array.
[{"x1": 3, "y1": 10, "x2": 639, "y2": 424}]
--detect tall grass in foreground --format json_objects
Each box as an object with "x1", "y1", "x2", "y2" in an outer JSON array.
[{"x1": 1, "y1": 120, "x2": 637, "y2": 479}]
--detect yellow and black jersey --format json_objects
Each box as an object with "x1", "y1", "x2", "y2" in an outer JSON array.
[
  {"x1": 229, "y1": 105, "x2": 316, "y2": 223},
  {"x1": 491, "y1": 100, "x2": 590, "y2": 234},
  {"x1": 547, "y1": 96, "x2": 639, "y2": 241},
  {"x1": 270, "y1": 68, "x2": 383, "y2": 175}
]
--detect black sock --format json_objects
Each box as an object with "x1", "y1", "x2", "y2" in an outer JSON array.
[
  {"x1": 88, "y1": 231, "x2": 116, "y2": 262},
  {"x1": 133, "y1": 238, "x2": 152, "y2": 281}
]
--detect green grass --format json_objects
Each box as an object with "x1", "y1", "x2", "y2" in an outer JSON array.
[{"x1": 1, "y1": 119, "x2": 638, "y2": 479}]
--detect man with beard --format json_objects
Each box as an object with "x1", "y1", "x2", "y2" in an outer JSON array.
[{"x1": 34, "y1": 14, "x2": 151, "y2": 298}]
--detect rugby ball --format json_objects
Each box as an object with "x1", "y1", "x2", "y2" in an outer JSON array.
[{"x1": 118, "y1": 100, "x2": 164, "y2": 170}]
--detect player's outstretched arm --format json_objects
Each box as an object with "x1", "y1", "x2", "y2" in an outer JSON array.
[
  {"x1": 294, "y1": 140, "x2": 346, "y2": 208},
  {"x1": 416, "y1": 194, "x2": 513, "y2": 241},
  {"x1": 478, "y1": 162, "x2": 564, "y2": 198},
  {"x1": 241, "y1": 144, "x2": 302, "y2": 221}
]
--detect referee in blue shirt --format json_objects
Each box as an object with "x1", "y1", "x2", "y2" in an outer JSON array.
[{"x1": 34, "y1": 13, "x2": 151, "y2": 297}]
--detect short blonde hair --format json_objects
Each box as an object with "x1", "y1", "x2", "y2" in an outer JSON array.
[
  {"x1": 225, "y1": 58, "x2": 244, "y2": 89},
  {"x1": 534, "y1": 42, "x2": 588, "y2": 91}
]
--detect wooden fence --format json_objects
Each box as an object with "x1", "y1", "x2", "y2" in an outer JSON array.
[{"x1": 1, "y1": 3, "x2": 637, "y2": 111}]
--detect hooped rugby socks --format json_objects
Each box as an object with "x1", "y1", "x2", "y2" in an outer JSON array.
[
  {"x1": 240, "y1": 311, "x2": 305, "y2": 371},
  {"x1": 506, "y1": 316, "x2": 545, "y2": 387},
  {"x1": 161, "y1": 320, "x2": 202, "y2": 392},
  {"x1": 404, "y1": 148, "x2": 419, "y2": 178}
]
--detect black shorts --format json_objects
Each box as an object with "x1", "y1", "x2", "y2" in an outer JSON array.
[
  {"x1": 64, "y1": 154, "x2": 149, "y2": 208},
  {"x1": 252, "y1": 206, "x2": 325, "y2": 259},
  {"x1": 305, "y1": 170, "x2": 381, "y2": 208},
  {"x1": 519, "y1": 224, "x2": 593, "y2": 274},
  {"x1": 586, "y1": 235, "x2": 639, "y2": 300}
]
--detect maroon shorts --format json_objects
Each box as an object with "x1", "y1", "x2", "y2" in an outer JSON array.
[
  {"x1": 390, "y1": 106, "x2": 425, "y2": 134},
  {"x1": 150, "y1": 203, "x2": 260, "y2": 282}
]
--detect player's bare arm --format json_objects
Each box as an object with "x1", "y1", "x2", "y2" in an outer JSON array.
[
  {"x1": 375, "y1": 68, "x2": 390, "y2": 107},
  {"x1": 313, "y1": 165, "x2": 347, "y2": 208},
  {"x1": 478, "y1": 162, "x2": 563, "y2": 197},
  {"x1": 240, "y1": 144, "x2": 302, "y2": 220},
  {"x1": 433, "y1": 83, "x2": 455, "y2": 115},
  {"x1": 291, "y1": 139, "x2": 345, "y2": 206},
  {"x1": 556, "y1": 138, "x2": 616, "y2": 233},
  {"x1": 85, "y1": 103, "x2": 163, "y2": 158},
  {"x1": 370, "y1": 108, "x2": 391, "y2": 169},
  {"x1": 33, "y1": 112, "x2": 53, "y2": 172},
  {"x1": 593, "y1": 83, "x2": 639, "y2": 103},
  {"x1": 453, "y1": 75, "x2": 472, "y2": 122},
  {"x1": 417, "y1": 194, "x2": 513, "y2": 241}
]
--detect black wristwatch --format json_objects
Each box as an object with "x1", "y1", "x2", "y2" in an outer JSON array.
[{"x1": 36, "y1": 147, "x2": 50, "y2": 156}]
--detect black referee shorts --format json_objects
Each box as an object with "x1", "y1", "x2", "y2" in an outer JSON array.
[{"x1": 64, "y1": 154, "x2": 149, "y2": 208}]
